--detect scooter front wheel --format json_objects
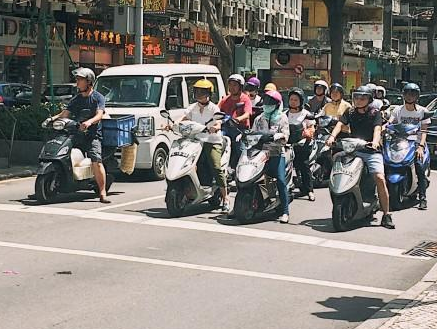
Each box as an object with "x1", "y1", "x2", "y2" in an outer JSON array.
[
  {"x1": 388, "y1": 182, "x2": 404, "y2": 211},
  {"x1": 166, "y1": 187, "x2": 185, "y2": 217},
  {"x1": 234, "y1": 189, "x2": 259, "y2": 224},
  {"x1": 332, "y1": 194, "x2": 356, "y2": 232},
  {"x1": 35, "y1": 172, "x2": 59, "y2": 203}
]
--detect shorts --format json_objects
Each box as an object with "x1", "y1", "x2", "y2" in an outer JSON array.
[
  {"x1": 77, "y1": 137, "x2": 102, "y2": 163},
  {"x1": 356, "y1": 151, "x2": 384, "y2": 174}
]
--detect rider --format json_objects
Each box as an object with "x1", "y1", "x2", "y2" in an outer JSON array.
[
  {"x1": 167, "y1": 79, "x2": 230, "y2": 213},
  {"x1": 218, "y1": 74, "x2": 252, "y2": 170},
  {"x1": 252, "y1": 90, "x2": 290, "y2": 223},
  {"x1": 244, "y1": 77, "x2": 263, "y2": 107},
  {"x1": 366, "y1": 83, "x2": 383, "y2": 110},
  {"x1": 288, "y1": 87, "x2": 316, "y2": 202},
  {"x1": 388, "y1": 83, "x2": 431, "y2": 210},
  {"x1": 44, "y1": 67, "x2": 110, "y2": 204},
  {"x1": 375, "y1": 85, "x2": 390, "y2": 110},
  {"x1": 320, "y1": 83, "x2": 352, "y2": 138},
  {"x1": 308, "y1": 80, "x2": 331, "y2": 114},
  {"x1": 326, "y1": 85, "x2": 395, "y2": 229}
]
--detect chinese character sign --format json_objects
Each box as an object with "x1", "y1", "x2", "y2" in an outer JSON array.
[
  {"x1": 74, "y1": 24, "x2": 124, "y2": 48},
  {"x1": 143, "y1": 0, "x2": 166, "y2": 13}
]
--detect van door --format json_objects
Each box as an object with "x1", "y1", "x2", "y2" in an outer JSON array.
[{"x1": 165, "y1": 76, "x2": 187, "y2": 121}]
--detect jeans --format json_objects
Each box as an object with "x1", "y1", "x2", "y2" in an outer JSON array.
[
  {"x1": 415, "y1": 158, "x2": 428, "y2": 200},
  {"x1": 294, "y1": 141, "x2": 314, "y2": 194},
  {"x1": 265, "y1": 156, "x2": 289, "y2": 215}
]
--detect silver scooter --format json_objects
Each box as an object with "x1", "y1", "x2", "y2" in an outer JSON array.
[{"x1": 329, "y1": 138, "x2": 379, "y2": 232}]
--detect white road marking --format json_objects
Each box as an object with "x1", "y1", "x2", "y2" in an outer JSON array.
[
  {"x1": 0, "y1": 240, "x2": 403, "y2": 296},
  {"x1": 0, "y1": 203, "x2": 429, "y2": 260},
  {"x1": 0, "y1": 176, "x2": 34, "y2": 184},
  {"x1": 92, "y1": 194, "x2": 166, "y2": 211}
]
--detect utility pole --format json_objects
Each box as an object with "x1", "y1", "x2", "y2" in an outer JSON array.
[{"x1": 135, "y1": 0, "x2": 143, "y2": 64}]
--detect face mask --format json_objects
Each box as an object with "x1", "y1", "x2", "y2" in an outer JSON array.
[{"x1": 263, "y1": 105, "x2": 277, "y2": 114}]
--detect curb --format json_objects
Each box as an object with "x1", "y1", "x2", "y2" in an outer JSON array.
[
  {"x1": 355, "y1": 260, "x2": 437, "y2": 329},
  {"x1": 0, "y1": 169, "x2": 36, "y2": 182}
]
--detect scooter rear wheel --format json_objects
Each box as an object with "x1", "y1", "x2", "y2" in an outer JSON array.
[
  {"x1": 332, "y1": 194, "x2": 356, "y2": 232},
  {"x1": 35, "y1": 172, "x2": 59, "y2": 203},
  {"x1": 234, "y1": 189, "x2": 259, "y2": 224}
]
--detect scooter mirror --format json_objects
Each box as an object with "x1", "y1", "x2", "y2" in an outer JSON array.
[
  {"x1": 305, "y1": 113, "x2": 315, "y2": 120},
  {"x1": 160, "y1": 109, "x2": 170, "y2": 119}
]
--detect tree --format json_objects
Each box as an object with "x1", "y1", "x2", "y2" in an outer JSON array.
[
  {"x1": 201, "y1": 0, "x2": 234, "y2": 82},
  {"x1": 322, "y1": 0, "x2": 346, "y2": 83},
  {"x1": 426, "y1": 1, "x2": 437, "y2": 92}
]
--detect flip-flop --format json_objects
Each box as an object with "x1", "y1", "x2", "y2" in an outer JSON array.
[{"x1": 100, "y1": 196, "x2": 111, "y2": 204}]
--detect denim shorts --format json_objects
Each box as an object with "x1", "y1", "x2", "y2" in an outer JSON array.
[
  {"x1": 356, "y1": 151, "x2": 384, "y2": 174},
  {"x1": 77, "y1": 138, "x2": 102, "y2": 163}
]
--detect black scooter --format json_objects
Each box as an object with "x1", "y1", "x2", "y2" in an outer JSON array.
[{"x1": 35, "y1": 109, "x2": 116, "y2": 203}]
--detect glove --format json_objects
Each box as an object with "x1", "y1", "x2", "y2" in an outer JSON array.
[
  {"x1": 274, "y1": 133, "x2": 285, "y2": 141},
  {"x1": 41, "y1": 117, "x2": 52, "y2": 128}
]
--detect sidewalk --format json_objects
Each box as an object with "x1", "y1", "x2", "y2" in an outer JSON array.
[
  {"x1": 0, "y1": 166, "x2": 37, "y2": 181},
  {"x1": 357, "y1": 262, "x2": 437, "y2": 329}
]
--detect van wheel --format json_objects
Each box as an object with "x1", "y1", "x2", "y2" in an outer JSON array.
[{"x1": 150, "y1": 147, "x2": 167, "y2": 181}]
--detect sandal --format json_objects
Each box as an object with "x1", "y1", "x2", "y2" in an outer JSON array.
[{"x1": 100, "y1": 196, "x2": 111, "y2": 204}]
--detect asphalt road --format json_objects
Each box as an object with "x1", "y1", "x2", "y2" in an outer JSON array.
[{"x1": 0, "y1": 172, "x2": 436, "y2": 329}]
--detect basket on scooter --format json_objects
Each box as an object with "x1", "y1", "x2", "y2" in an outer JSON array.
[{"x1": 102, "y1": 115, "x2": 135, "y2": 147}]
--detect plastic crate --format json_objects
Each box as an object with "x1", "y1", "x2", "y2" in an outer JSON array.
[{"x1": 102, "y1": 115, "x2": 135, "y2": 147}]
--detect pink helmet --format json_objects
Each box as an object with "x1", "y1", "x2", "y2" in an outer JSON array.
[
  {"x1": 265, "y1": 90, "x2": 282, "y2": 104},
  {"x1": 246, "y1": 77, "x2": 261, "y2": 88}
]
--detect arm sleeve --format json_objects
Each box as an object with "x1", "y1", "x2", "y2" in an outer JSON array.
[
  {"x1": 97, "y1": 93, "x2": 105, "y2": 112},
  {"x1": 184, "y1": 104, "x2": 194, "y2": 120},
  {"x1": 373, "y1": 111, "x2": 383, "y2": 127},
  {"x1": 243, "y1": 95, "x2": 253, "y2": 115},
  {"x1": 339, "y1": 110, "x2": 350, "y2": 125}
]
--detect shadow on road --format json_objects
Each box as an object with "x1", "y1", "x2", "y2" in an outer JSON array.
[
  {"x1": 131, "y1": 203, "x2": 223, "y2": 221},
  {"x1": 299, "y1": 217, "x2": 380, "y2": 233},
  {"x1": 112, "y1": 170, "x2": 163, "y2": 183},
  {"x1": 14, "y1": 191, "x2": 124, "y2": 206},
  {"x1": 312, "y1": 296, "x2": 396, "y2": 322}
]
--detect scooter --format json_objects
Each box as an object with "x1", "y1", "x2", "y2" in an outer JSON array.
[
  {"x1": 35, "y1": 109, "x2": 116, "y2": 203},
  {"x1": 233, "y1": 129, "x2": 294, "y2": 223},
  {"x1": 160, "y1": 109, "x2": 231, "y2": 217},
  {"x1": 383, "y1": 122, "x2": 432, "y2": 210},
  {"x1": 329, "y1": 138, "x2": 379, "y2": 232}
]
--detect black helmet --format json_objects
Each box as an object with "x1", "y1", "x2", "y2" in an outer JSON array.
[
  {"x1": 352, "y1": 85, "x2": 373, "y2": 104},
  {"x1": 330, "y1": 83, "x2": 344, "y2": 96},
  {"x1": 403, "y1": 82, "x2": 420, "y2": 94},
  {"x1": 288, "y1": 87, "x2": 306, "y2": 110}
]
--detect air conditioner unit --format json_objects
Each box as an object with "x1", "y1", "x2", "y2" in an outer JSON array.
[
  {"x1": 259, "y1": 8, "x2": 267, "y2": 22},
  {"x1": 191, "y1": 0, "x2": 201, "y2": 12},
  {"x1": 224, "y1": 5, "x2": 234, "y2": 17}
]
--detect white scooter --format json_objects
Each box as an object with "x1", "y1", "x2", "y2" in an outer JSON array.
[{"x1": 160, "y1": 109, "x2": 231, "y2": 217}]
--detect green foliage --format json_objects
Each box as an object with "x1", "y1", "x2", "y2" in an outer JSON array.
[{"x1": 0, "y1": 103, "x2": 62, "y2": 141}]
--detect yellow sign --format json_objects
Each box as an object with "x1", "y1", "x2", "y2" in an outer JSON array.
[{"x1": 143, "y1": 0, "x2": 166, "y2": 13}]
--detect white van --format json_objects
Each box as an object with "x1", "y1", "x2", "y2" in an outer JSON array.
[{"x1": 95, "y1": 64, "x2": 226, "y2": 180}]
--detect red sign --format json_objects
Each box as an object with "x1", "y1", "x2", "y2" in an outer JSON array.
[
  {"x1": 4, "y1": 46, "x2": 33, "y2": 57},
  {"x1": 194, "y1": 29, "x2": 214, "y2": 46},
  {"x1": 125, "y1": 36, "x2": 164, "y2": 58}
]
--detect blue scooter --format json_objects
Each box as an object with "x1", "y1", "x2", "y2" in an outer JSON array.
[{"x1": 383, "y1": 123, "x2": 430, "y2": 210}]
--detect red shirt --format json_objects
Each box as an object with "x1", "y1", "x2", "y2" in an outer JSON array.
[{"x1": 218, "y1": 93, "x2": 253, "y2": 128}]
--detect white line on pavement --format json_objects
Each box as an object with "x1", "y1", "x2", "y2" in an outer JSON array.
[
  {"x1": 0, "y1": 240, "x2": 403, "y2": 296},
  {"x1": 0, "y1": 203, "x2": 429, "y2": 260},
  {"x1": 91, "y1": 194, "x2": 166, "y2": 211}
]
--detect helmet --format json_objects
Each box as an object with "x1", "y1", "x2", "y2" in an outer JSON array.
[
  {"x1": 193, "y1": 79, "x2": 214, "y2": 93},
  {"x1": 264, "y1": 82, "x2": 277, "y2": 92},
  {"x1": 246, "y1": 77, "x2": 261, "y2": 88},
  {"x1": 73, "y1": 67, "x2": 95, "y2": 85},
  {"x1": 288, "y1": 87, "x2": 306, "y2": 109},
  {"x1": 228, "y1": 74, "x2": 245, "y2": 87},
  {"x1": 330, "y1": 83, "x2": 344, "y2": 96},
  {"x1": 375, "y1": 86, "x2": 386, "y2": 98},
  {"x1": 314, "y1": 80, "x2": 329, "y2": 95},
  {"x1": 366, "y1": 83, "x2": 377, "y2": 95},
  {"x1": 353, "y1": 85, "x2": 373, "y2": 103},
  {"x1": 264, "y1": 90, "x2": 282, "y2": 104},
  {"x1": 403, "y1": 82, "x2": 420, "y2": 94}
]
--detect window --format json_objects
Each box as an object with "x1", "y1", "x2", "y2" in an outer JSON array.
[
  {"x1": 166, "y1": 77, "x2": 183, "y2": 109},
  {"x1": 185, "y1": 76, "x2": 220, "y2": 105},
  {"x1": 302, "y1": 7, "x2": 309, "y2": 27},
  {"x1": 94, "y1": 76, "x2": 163, "y2": 107}
]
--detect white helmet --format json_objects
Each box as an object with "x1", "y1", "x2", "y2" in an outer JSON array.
[
  {"x1": 366, "y1": 83, "x2": 377, "y2": 95},
  {"x1": 314, "y1": 80, "x2": 329, "y2": 95},
  {"x1": 73, "y1": 67, "x2": 96, "y2": 85},
  {"x1": 375, "y1": 85, "x2": 386, "y2": 98},
  {"x1": 228, "y1": 74, "x2": 245, "y2": 87}
]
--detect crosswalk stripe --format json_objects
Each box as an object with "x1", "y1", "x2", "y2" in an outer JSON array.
[
  {"x1": 0, "y1": 203, "x2": 430, "y2": 260},
  {"x1": 0, "y1": 240, "x2": 404, "y2": 296}
]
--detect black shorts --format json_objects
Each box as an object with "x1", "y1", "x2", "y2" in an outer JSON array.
[{"x1": 76, "y1": 137, "x2": 102, "y2": 163}]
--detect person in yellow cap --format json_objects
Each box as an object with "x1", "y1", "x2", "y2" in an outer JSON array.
[{"x1": 264, "y1": 82, "x2": 277, "y2": 92}]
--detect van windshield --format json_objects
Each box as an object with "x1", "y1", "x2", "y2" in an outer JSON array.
[{"x1": 95, "y1": 75, "x2": 162, "y2": 107}]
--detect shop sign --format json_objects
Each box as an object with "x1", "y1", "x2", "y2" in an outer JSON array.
[
  {"x1": 125, "y1": 36, "x2": 164, "y2": 58},
  {"x1": 167, "y1": 38, "x2": 195, "y2": 54},
  {"x1": 246, "y1": 47, "x2": 271, "y2": 70},
  {"x1": 194, "y1": 43, "x2": 219, "y2": 57},
  {"x1": 74, "y1": 24, "x2": 124, "y2": 48},
  {"x1": 350, "y1": 23, "x2": 383, "y2": 41},
  {"x1": 0, "y1": 16, "x2": 65, "y2": 50},
  {"x1": 194, "y1": 29, "x2": 214, "y2": 46},
  {"x1": 144, "y1": 0, "x2": 166, "y2": 13},
  {"x1": 4, "y1": 46, "x2": 33, "y2": 57}
]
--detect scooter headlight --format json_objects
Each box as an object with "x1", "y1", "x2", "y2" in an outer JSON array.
[
  {"x1": 388, "y1": 140, "x2": 409, "y2": 163},
  {"x1": 57, "y1": 146, "x2": 70, "y2": 156},
  {"x1": 52, "y1": 120, "x2": 66, "y2": 130}
]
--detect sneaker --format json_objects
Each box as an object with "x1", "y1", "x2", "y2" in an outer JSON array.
[
  {"x1": 279, "y1": 214, "x2": 289, "y2": 224},
  {"x1": 222, "y1": 202, "x2": 231, "y2": 214},
  {"x1": 381, "y1": 214, "x2": 395, "y2": 229},
  {"x1": 418, "y1": 199, "x2": 428, "y2": 210},
  {"x1": 308, "y1": 192, "x2": 315, "y2": 202}
]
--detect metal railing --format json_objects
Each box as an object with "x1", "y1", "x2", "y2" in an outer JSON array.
[{"x1": 0, "y1": 104, "x2": 17, "y2": 168}]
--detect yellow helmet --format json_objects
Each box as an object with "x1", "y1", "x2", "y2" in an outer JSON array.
[
  {"x1": 264, "y1": 82, "x2": 277, "y2": 92},
  {"x1": 193, "y1": 79, "x2": 214, "y2": 93}
]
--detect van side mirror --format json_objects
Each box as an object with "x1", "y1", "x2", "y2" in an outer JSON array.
[
  {"x1": 160, "y1": 109, "x2": 170, "y2": 119},
  {"x1": 166, "y1": 95, "x2": 179, "y2": 110},
  {"x1": 423, "y1": 110, "x2": 436, "y2": 120}
]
